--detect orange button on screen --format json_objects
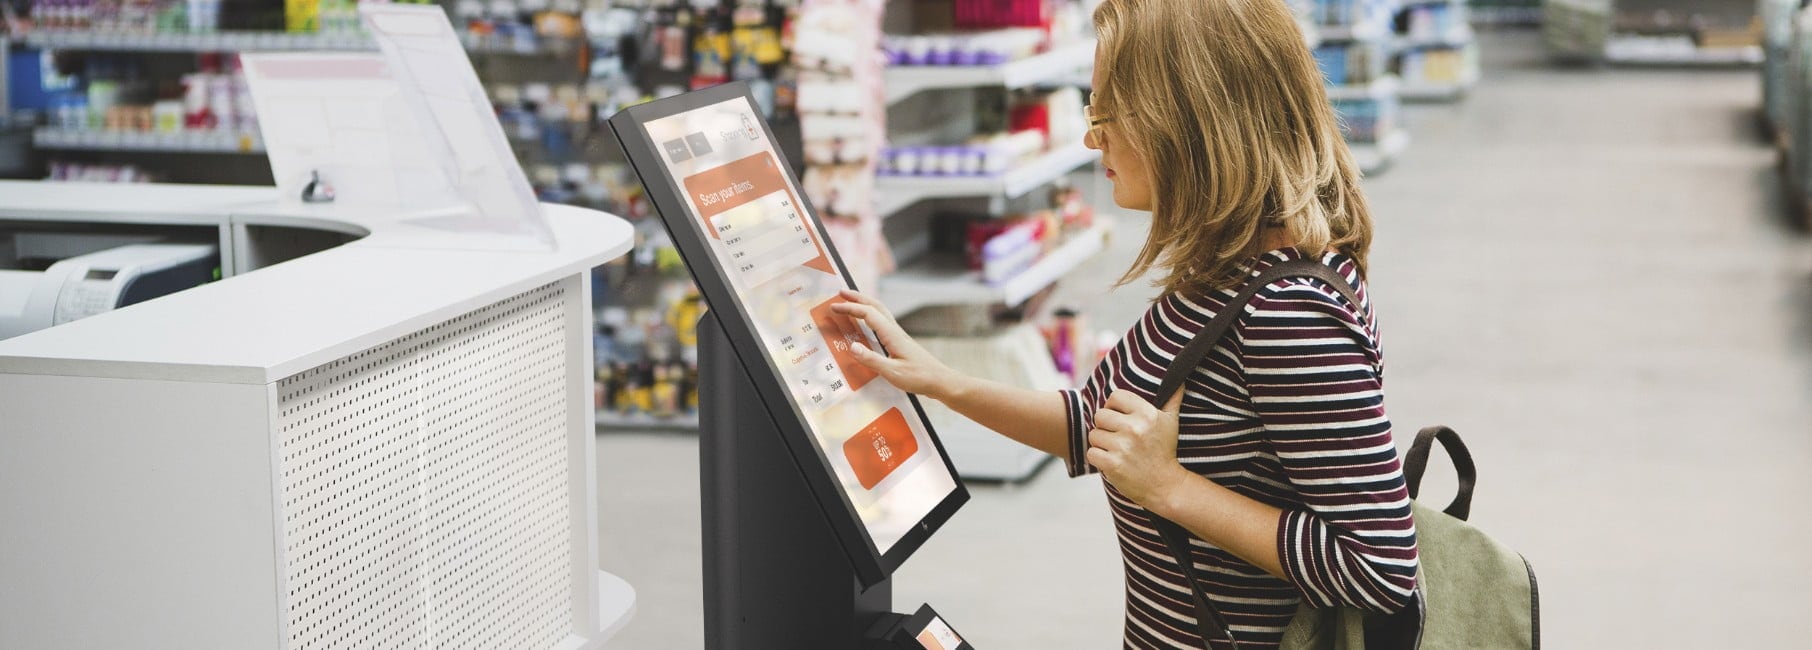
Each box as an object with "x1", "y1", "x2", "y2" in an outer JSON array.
[{"x1": 843, "y1": 407, "x2": 919, "y2": 490}]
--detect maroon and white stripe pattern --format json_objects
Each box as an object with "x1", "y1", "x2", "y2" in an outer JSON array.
[{"x1": 1061, "y1": 249, "x2": 1419, "y2": 649}]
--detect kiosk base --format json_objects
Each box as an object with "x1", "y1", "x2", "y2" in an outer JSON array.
[{"x1": 699, "y1": 314, "x2": 893, "y2": 649}]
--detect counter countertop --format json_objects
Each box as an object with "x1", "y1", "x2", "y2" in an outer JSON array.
[{"x1": 0, "y1": 181, "x2": 634, "y2": 385}]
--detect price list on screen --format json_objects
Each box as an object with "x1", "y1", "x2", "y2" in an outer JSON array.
[{"x1": 711, "y1": 190, "x2": 818, "y2": 288}]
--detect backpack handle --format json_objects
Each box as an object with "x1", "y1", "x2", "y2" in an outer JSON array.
[{"x1": 1403, "y1": 425, "x2": 1477, "y2": 521}]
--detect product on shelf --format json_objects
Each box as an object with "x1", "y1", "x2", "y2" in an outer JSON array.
[
  {"x1": 1398, "y1": 45, "x2": 1473, "y2": 84},
  {"x1": 1316, "y1": 40, "x2": 1387, "y2": 85},
  {"x1": 883, "y1": 28, "x2": 1044, "y2": 66},
  {"x1": 926, "y1": 182, "x2": 1093, "y2": 286},
  {"x1": 1039, "y1": 306, "x2": 1093, "y2": 385},
  {"x1": 45, "y1": 161, "x2": 157, "y2": 181},
  {"x1": 878, "y1": 87, "x2": 1084, "y2": 178},
  {"x1": 37, "y1": 51, "x2": 259, "y2": 143}
]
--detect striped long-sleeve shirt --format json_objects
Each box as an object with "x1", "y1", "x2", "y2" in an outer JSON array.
[{"x1": 1060, "y1": 248, "x2": 1419, "y2": 649}]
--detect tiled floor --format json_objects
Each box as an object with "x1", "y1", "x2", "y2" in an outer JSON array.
[{"x1": 596, "y1": 31, "x2": 1812, "y2": 648}]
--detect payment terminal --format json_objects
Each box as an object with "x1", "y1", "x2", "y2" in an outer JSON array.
[{"x1": 609, "y1": 83, "x2": 974, "y2": 649}]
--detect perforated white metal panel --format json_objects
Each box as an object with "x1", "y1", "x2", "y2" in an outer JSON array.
[{"x1": 277, "y1": 282, "x2": 575, "y2": 650}]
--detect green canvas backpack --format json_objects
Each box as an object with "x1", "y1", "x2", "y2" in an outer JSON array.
[
  {"x1": 1144, "y1": 260, "x2": 1542, "y2": 650},
  {"x1": 1275, "y1": 425, "x2": 1541, "y2": 649}
]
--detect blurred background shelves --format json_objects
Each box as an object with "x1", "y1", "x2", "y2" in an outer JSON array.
[
  {"x1": 875, "y1": 142, "x2": 1099, "y2": 218},
  {"x1": 1396, "y1": 67, "x2": 1478, "y2": 100},
  {"x1": 883, "y1": 38, "x2": 1096, "y2": 105},
  {"x1": 879, "y1": 220, "x2": 1109, "y2": 316},
  {"x1": 1326, "y1": 75, "x2": 1401, "y2": 101},
  {"x1": 22, "y1": 29, "x2": 375, "y2": 52},
  {"x1": 33, "y1": 126, "x2": 264, "y2": 153}
]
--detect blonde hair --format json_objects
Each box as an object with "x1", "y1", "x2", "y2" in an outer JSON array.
[{"x1": 1093, "y1": 0, "x2": 1374, "y2": 295}]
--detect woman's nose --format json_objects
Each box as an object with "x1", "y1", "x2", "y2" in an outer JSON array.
[{"x1": 1084, "y1": 128, "x2": 1100, "y2": 151}]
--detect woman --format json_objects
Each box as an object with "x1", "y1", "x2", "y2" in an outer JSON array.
[{"x1": 833, "y1": 0, "x2": 1419, "y2": 647}]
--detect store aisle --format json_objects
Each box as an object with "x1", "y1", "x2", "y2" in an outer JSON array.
[
  {"x1": 1358, "y1": 32, "x2": 1812, "y2": 648},
  {"x1": 596, "y1": 31, "x2": 1812, "y2": 648}
]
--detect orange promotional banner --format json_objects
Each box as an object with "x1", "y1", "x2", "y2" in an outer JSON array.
[{"x1": 843, "y1": 407, "x2": 919, "y2": 490}]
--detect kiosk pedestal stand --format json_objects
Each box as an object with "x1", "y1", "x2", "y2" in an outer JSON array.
[{"x1": 699, "y1": 314, "x2": 893, "y2": 649}]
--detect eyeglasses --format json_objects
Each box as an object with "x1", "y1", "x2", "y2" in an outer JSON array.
[{"x1": 1085, "y1": 92, "x2": 1128, "y2": 145}]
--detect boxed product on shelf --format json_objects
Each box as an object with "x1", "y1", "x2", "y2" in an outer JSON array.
[
  {"x1": 879, "y1": 130, "x2": 1042, "y2": 177},
  {"x1": 1398, "y1": 46, "x2": 1471, "y2": 84},
  {"x1": 1316, "y1": 41, "x2": 1387, "y2": 85},
  {"x1": 883, "y1": 28, "x2": 1045, "y2": 66},
  {"x1": 928, "y1": 190, "x2": 1091, "y2": 284},
  {"x1": 952, "y1": 0, "x2": 1047, "y2": 29}
]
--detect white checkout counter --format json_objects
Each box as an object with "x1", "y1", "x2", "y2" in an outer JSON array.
[{"x1": 0, "y1": 181, "x2": 638, "y2": 649}]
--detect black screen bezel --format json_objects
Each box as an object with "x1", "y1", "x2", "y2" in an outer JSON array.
[{"x1": 607, "y1": 82, "x2": 970, "y2": 588}]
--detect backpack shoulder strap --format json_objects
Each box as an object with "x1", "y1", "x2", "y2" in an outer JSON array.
[
  {"x1": 1148, "y1": 256, "x2": 1364, "y2": 649},
  {"x1": 1153, "y1": 258, "x2": 1364, "y2": 405}
]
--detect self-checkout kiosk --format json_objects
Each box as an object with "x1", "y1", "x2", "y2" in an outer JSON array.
[{"x1": 611, "y1": 83, "x2": 976, "y2": 650}]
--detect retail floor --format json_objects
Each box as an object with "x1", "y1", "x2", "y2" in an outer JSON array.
[{"x1": 596, "y1": 31, "x2": 1812, "y2": 648}]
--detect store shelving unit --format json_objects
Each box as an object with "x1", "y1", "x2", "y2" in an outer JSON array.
[
  {"x1": 883, "y1": 39, "x2": 1096, "y2": 105},
  {"x1": 1397, "y1": 67, "x2": 1479, "y2": 100},
  {"x1": 1317, "y1": 1, "x2": 1411, "y2": 172},
  {"x1": 879, "y1": 220, "x2": 1110, "y2": 315},
  {"x1": 1397, "y1": 22, "x2": 1477, "y2": 49},
  {"x1": 1326, "y1": 75, "x2": 1401, "y2": 101},
  {"x1": 596, "y1": 410, "x2": 701, "y2": 434},
  {"x1": 1544, "y1": 0, "x2": 1762, "y2": 66},
  {"x1": 1469, "y1": 0, "x2": 1544, "y2": 26},
  {"x1": 21, "y1": 29, "x2": 580, "y2": 56},
  {"x1": 874, "y1": 142, "x2": 1100, "y2": 217},
  {"x1": 1392, "y1": 1, "x2": 1481, "y2": 102},
  {"x1": 33, "y1": 126, "x2": 265, "y2": 153},
  {"x1": 1602, "y1": 37, "x2": 1762, "y2": 65},
  {"x1": 23, "y1": 29, "x2": 376, "y2": 52},
  {"x1": 1318, "y1": 20, "x2": 1393, "y2": 43}
]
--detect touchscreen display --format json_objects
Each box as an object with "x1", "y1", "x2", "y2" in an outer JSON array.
[{"x1": 639, "y1": 97, "x2": 959, "y2": 554}]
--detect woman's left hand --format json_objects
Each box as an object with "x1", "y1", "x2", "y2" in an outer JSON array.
[{"x1": 1086, "y1": 390, "x2": 1190, "y2": 512}]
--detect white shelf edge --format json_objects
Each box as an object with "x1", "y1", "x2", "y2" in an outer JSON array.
[
  {"x1": 1395, "y1": 24, "x2": 1476, "y2": 50},
  {"x1": 24, "y1": 29, "x2": 377, "y2": 52},
  {"x1": 879, "y1": 220, "x2": 1111, "y2": 315},
  {"x1": 21, "y1": 29, "x2": 578, "y2": 55},
  {"x1": 595, "y1": 410, "x2": 699, "y2": 432},
  {"x1": 1325, "y1": 76, "x2": 1399, "y2": 101},
  {"x1": 1603, "y1": 41, "x2": 1764, "y2": 66},
  {"x1": 33, "y1": 127, "x2": 266, "y2": 154},
  {"x1": 884, "y1": 39, "x2": 1096, "y2": 105},
  {"x1": 874, "y1": 142, "x2": 1098, "y2": 217},
  {"x1": 1349, "y1": 129, "x2": 1410, "y2": 174},
  {"x1": 1314, "y1": 20, "x2": 1390, "y2": 43},
  {"x1": 1398, "y1": 67, "x2": 1479, "y2": 101}
]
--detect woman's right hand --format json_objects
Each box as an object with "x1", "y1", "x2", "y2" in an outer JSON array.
[{"x1": 829, "y1": 289, "x2": 963, "y2": 401}]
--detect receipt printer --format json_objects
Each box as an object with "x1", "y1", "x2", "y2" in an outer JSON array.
[{"x1": 0, "y1": 243, "x2": 218, "y2": 340}]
